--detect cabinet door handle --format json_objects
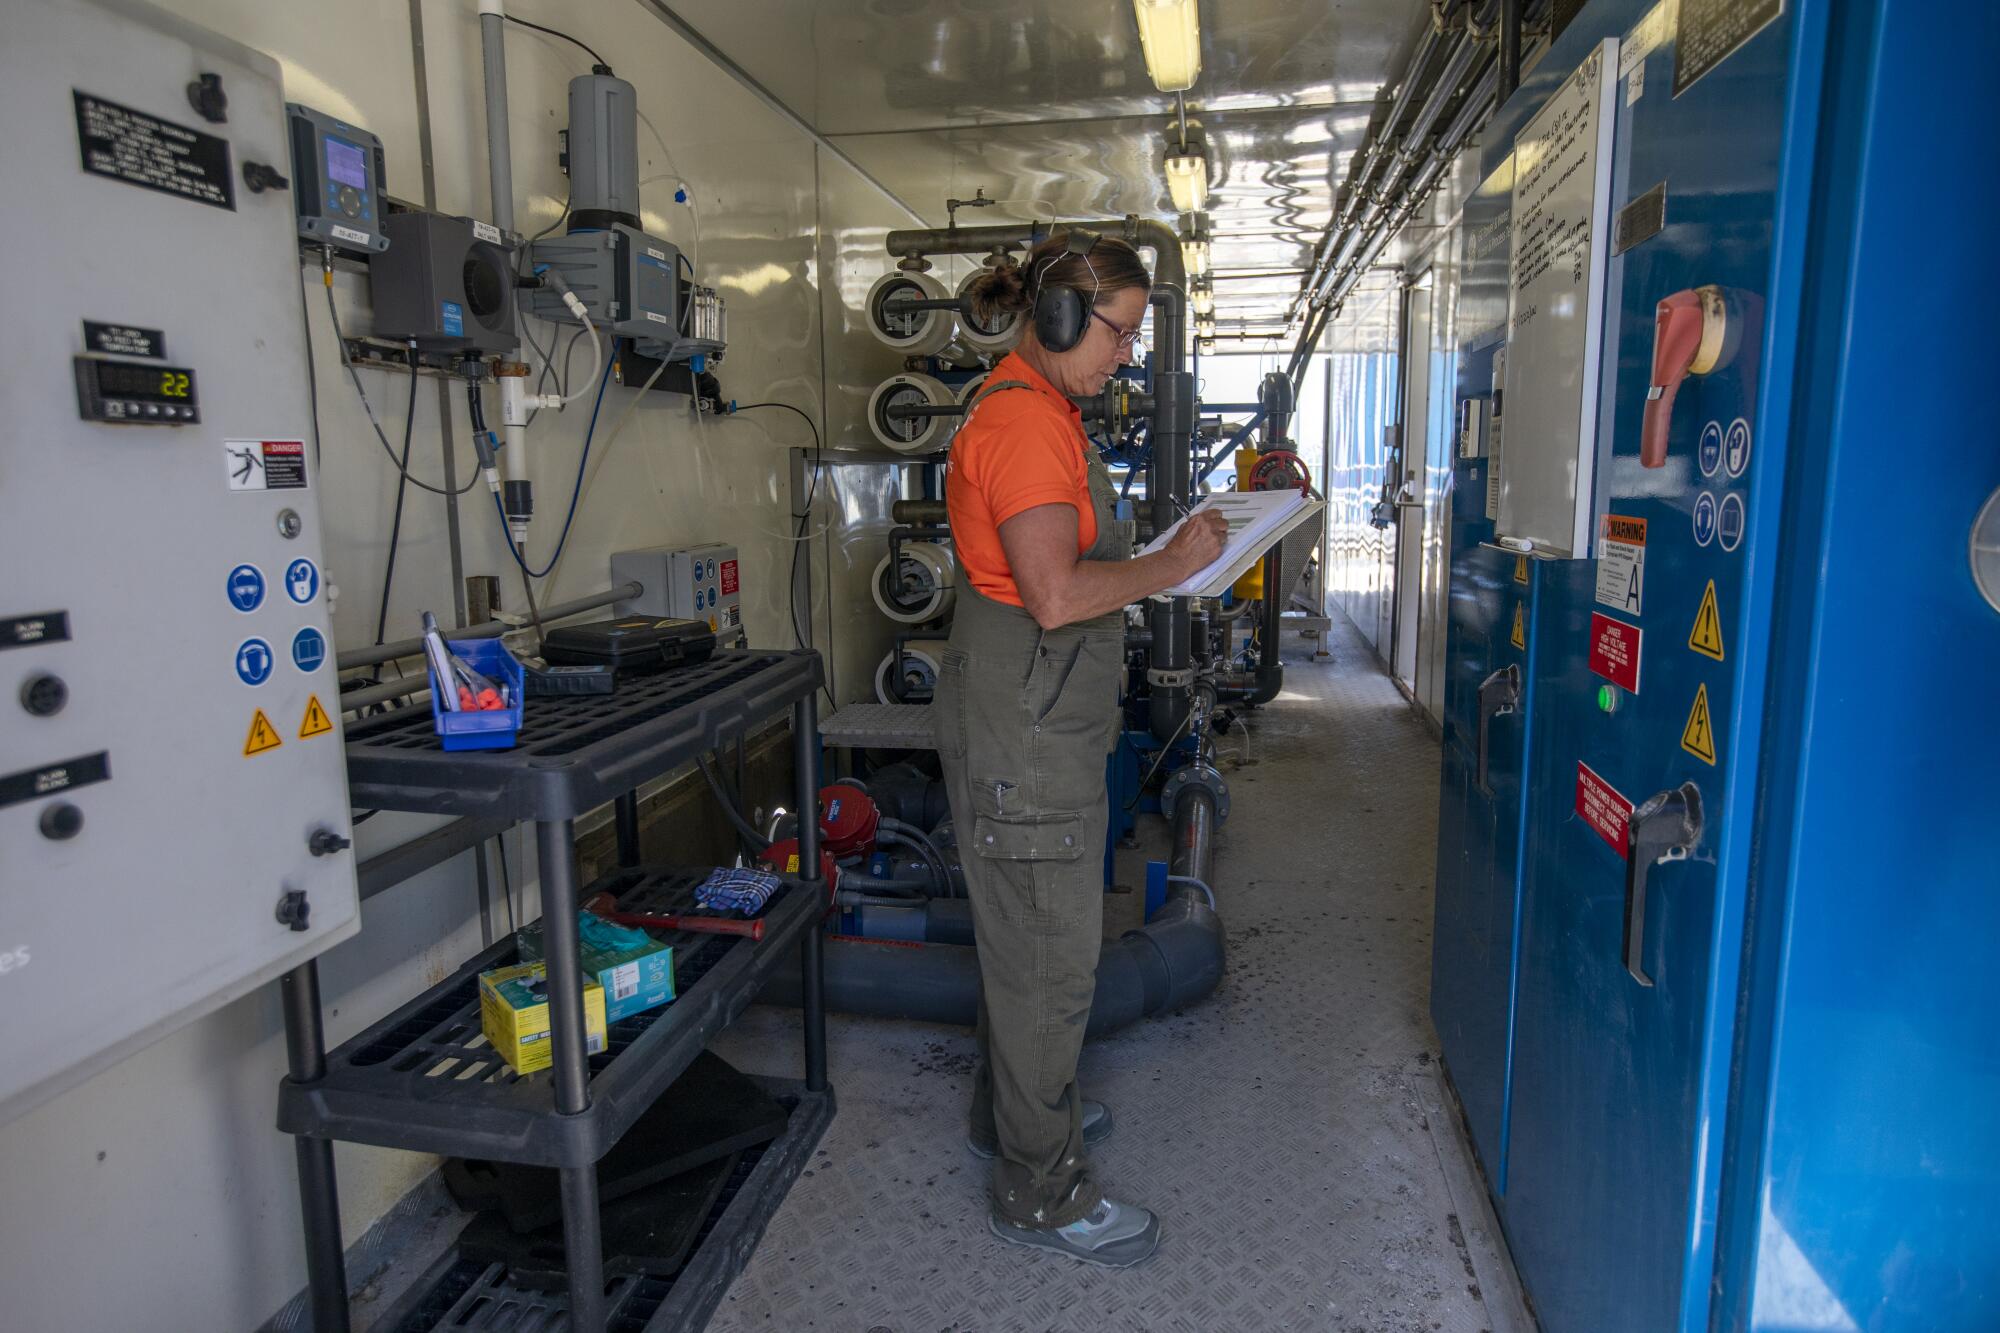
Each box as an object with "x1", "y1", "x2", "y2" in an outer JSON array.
[
  {"x1": 1475, "y1": 665, "x2": 1522, "y2": 794},
  {"x1": 1623, "y1": 783, "x2": 1704, "y2": 986}
]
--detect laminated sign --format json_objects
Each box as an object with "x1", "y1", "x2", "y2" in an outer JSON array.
[{"x1": 1595, "y1": 515, "x2": 1646, "y2": 614}]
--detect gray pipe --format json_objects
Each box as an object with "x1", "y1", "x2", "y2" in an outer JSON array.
[
  {"x1": 478, "y1": 5, "x2": 515, "y2": 235},
  {"x1": 891, "y1": 498, "x2": 949, "y2": 526},
  {"x1": 764, "y1": 771, "x2": 1225, "y2": 1035},
  {"x1": 761, "y1": 893, "x2": 1222, "y2": 1037}
]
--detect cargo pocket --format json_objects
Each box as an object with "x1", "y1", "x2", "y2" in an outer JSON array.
[{"x1": 969, "y1": 780, "x2": 1088, "y2": 863}]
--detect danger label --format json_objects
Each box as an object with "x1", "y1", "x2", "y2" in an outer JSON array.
[
  {"x1": 1510, "y1": 602, "x2": 1527, "y2": 650},
  {"x1": 1576, "y1": 762, "x2": 1634, "y2": 858},
  {"x1": 1681, "y1": 683, "x2": 1717, "y2": 765},
  {"x1": 1587, "y1": 612, "x2": 1643, "y2": 693},
  {"x1": 299, "y1": 694, "x2": 335, "y2": 739},
  {"x1": 226, "y1": 439, "x2": 310, "y2": 492},
  {"x1": 1595, "y1": 514, "x2": 1646, "y2": 615},
  {"x1": 244, "y1": 708, "x2": 283, "y2": 756},
  {"x1": 720, "y1": 559, "x2": 740, "y2": 596},
  {"x1": 1689, "y1": 579, "x2": 1725, "y2": 661}
]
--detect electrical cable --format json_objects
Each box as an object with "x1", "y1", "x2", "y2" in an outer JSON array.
[
  {"x1": 298, "y1": 269, "x2": 324, "y2": 468},
  {"x1": 731, "y1": 401, "x2": 837, "y2": 707},
  {"x1": 501, "y1": 13, "x2": 609, "y2": 70},
  {"x1": 487, "y1": 355, "x2": 614, "y2": 590},
  {"x1": 1124, "y1": 705, "x2": 1197, "y2": 811},
  {"x1": 494, "y1": 836, "x2": 518, "y2": 936},
  {"x1": 880, "y1": 818, "x2": 952, "y2": 898},
  {"x1": 465, "y1": 384, "x2": 550, "y2": 647},
  {"x1": 372, "y1": 343, "x2": 422, "y2": 661},
  {"x1": 321, "y1": 266, "x2": 478, "y2": 496},
  {"x1": 698, "y1": 752, "x2": 773, "y2": 853}
]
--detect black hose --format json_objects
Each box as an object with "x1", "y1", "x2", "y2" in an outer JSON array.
[
  {"x1": 697, "y1": 752, "x2": 771, "y2": 852},
  {"x1": 880, "y1": 818, "x2": 951, "y2": 896}
]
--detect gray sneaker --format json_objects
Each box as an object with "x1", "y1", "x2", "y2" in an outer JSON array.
[
  {"x1": 967, "y1": 1100, "x2": 1113, "y2": 1160},
  {"x1": 989, "y1": 1196, "x2": 1161, "y2": 1268}
]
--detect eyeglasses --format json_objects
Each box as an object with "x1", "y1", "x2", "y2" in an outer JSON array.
[{"x1": 1090, "y1": 309, "x2": 1144, "y2": 350}]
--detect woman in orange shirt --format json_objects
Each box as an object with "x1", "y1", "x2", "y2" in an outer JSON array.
[{"x1": 937, "y1": 230, "x2": 1225, "y2": 1267}]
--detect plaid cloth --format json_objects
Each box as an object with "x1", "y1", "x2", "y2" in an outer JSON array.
[{"x1": 694, "y1": 865, "x2": 783, "y2": 916}]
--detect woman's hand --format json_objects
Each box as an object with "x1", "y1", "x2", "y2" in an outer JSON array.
[{"x1": 1165, "y1": 509, "x2": 1229, "y2": 579}]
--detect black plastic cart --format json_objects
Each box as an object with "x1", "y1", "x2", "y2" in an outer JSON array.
[{"x1": 275, "y1": 650, "x2": 831, "y2": 1333}]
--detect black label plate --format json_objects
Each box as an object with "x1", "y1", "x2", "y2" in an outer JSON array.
[
  {"x1": 1675, "y1": 0, "x2": 1785, "y2": 97},
  {"x1": 1, "y1": 611, "x2": 71, "y2": 650},
  {"x1": 0, "y1": 753, "x2": 111, "y2": 810},
  {"x1": 73, "y1": 90, "x2": 235, "y2": 211},
  {"x1": 1614, "y1": 182, "x2": 1668, "y2": 256},
  {"x1": 83, "y1": 321, "x2": 165, "y2": 359}
]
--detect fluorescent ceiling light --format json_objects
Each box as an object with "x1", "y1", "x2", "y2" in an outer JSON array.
[
  {"x1": 1133, "y1": 0, "x2": 1201, "y2": 93},
  {"x1": 1164, "y1": 146, "x2": 1209, "y2": 213}
]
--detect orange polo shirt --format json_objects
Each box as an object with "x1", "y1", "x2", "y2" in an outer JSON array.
[{"x1": 945, "y1": 351, "x2": 1098, "y2": 608}]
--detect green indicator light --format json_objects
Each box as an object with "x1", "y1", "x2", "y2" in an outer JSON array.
[{"x1": 1597, "y1": 684, "x2": 1617, "y2": 712}]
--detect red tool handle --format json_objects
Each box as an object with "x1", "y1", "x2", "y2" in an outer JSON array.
[
  {"x1": 1642, "y1": 290, "x2": 1708, "y2": 469},
  {"x1": 600, "y1": 908, "x2": 766, "y2": 941}
]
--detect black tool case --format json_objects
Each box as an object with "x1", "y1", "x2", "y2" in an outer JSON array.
[{"x1": 542, "y1": 616, "x2": 718, "y2": 675}]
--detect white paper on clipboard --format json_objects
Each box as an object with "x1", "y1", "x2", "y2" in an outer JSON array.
[{"x1": 1140, "y1": 488, "x2": 1326, "y2": 598}]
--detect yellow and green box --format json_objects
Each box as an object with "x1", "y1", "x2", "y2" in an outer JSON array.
[{"x1": 478, "y1": 961, "x2": 607, "y2": 1074}]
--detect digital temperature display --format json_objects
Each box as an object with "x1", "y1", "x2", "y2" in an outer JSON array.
[{"x1": 74, "y1": 356, "x2": 200, "y2": 424}]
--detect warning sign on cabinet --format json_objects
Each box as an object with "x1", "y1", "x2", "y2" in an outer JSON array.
[
  {"x1": 1587, "y1": 612, "x2": 1643, "y2": 693},
  {"x1": 1689, "y1": 580, "x2": 1726, "y2": 661},
  {"x1": 1576, "y1": 761, "x2": 1634, "y2": 857},
  {"x1": 1681, "y1": 683, "x2": 1717, "y2": 765},
  {"x1": 1595, "y1": 515, "x2": 1646, "y2": 614},
  {"x1": 226, "y1": 440, "x2": 310, "y2": 492}
]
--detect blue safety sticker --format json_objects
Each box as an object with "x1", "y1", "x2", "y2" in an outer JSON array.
[
  {"x1": 228, "y1": 563, "x2": 265, "y2": 613},
  {"x1": 236, "y1": 637, "x2": 274, "y2": 686},
  {"x1": 291, "y1": 627, "x2": 327, "y2": 673},
  {"x1": 440, "y1": 300, "x2": 464, "y2": 336},
  {"x1": 1724, "y1": 416, "x2": 1752, "y2": 478},
  {"x1": 285, "y1": 558, "x2": 320, "y2": 604},
  {"x1": 707, "y1": 559, "x2": 718, "y2": 580},
  {"x1": 1698, "y1": 421, "x2": 1723, "y2": 478},
  {"x1": 707, "y1": 587, "x2": 718, "y2": 608},
  {"x1": 694, "y1": 563, "x2": 704, "y2": 583},
  {"x1": 1718, "y1": 492, "x2": 1745, "y2": 552},
  {"x1": 1692, "y1": 492, "x2": 1718, "y2": 547}
]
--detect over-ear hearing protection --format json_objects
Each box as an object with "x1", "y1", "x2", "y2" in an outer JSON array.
[{"x1": 1031, "y1": 229, "x2": 1103, "y2": 353}]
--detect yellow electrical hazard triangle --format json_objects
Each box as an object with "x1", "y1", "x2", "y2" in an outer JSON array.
[
  {"x1": 1514, "y1": 555, "x2": 1530, "y2": 585},
  {"x1": 1510, "y1": 602, "x2": 1527, "y2": 650},
  {"x1": 1681, "y1": 683, "x2": 1717, "y2": 765},
  {"x1": 1689, "y1": 579, "x2": 1725, "y2": 661},
  {"x1": 299, "y1": 694, "x2": 334, "y2": 739},
  {"x1": 244, "y1": 708, "x2": 283, "y2": 756}
]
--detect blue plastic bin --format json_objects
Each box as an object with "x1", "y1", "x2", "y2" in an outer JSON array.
[{"x1": 428, "y1": 637, "x2": 525, "y2": 751}]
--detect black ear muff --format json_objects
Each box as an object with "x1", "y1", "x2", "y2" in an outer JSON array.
[{"x1": 1031, "y1": 229, "x2": 1102, "y2": 353}]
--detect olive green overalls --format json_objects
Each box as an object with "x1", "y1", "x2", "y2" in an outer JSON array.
[{"x1": 935, "y1": 380, "x2": 1131, "y2": 1229}]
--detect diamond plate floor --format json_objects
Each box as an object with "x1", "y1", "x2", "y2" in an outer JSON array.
[{"x1": 708, "y1": 613, "x2": 1534, "y2": 1333}]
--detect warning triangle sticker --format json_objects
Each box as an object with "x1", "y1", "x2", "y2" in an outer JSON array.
[
  {"x1": 1689, "y1": 580, "x2": 1725, "y2": 661},
  {"x1": 299, "y1": 694, "x2": 334, "y2": 739},
  {"x1": 244, "y1": 708, "x2": 283, "y2": 756},
  {"x1": 1514, "y1": 555, "x2": 1530, "y2": 585},
  {"x1": 1510, "y1": 602, "x2": 1527, "y2": 650},
  {"x1": 1681, "y1": 683, "x2": 1717, "y2": 766}
]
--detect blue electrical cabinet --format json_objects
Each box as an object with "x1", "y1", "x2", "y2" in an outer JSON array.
[
  {"x1": 1430, "y1": 329, "x2": 1533, "y2": 1190},
  {"x1": 1428, "y1": 0, "x2": 2000, "y2": 1328}
]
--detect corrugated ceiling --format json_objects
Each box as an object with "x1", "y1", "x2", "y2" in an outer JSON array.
[{"x1": 654, "y1": 0, "x2": 1430, "y2": 340}]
